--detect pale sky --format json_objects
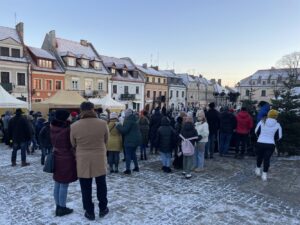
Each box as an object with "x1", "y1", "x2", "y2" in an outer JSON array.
[{"x1": 1, "y1": 0, "x2": 300, "y2": 86}]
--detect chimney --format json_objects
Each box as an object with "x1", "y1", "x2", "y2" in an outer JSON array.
[
  {"x1": 80, "y1": 39, "x2": 88, "y2": 46},
  {"x1": 151, "y1": 66, "x2": 159, "y2": 71},
  {"x1": 16, "y1": 22, "x2": 24, "y2": 42},
  {"x1": 49, "y1": 30, "x2": 56, "y2": 48},
  {"x1": 142, "y1": 63, "x2": 147, "y2": 69},
  {"x1": 218, "y1": 79, "x2": 222, "y2": 86}
]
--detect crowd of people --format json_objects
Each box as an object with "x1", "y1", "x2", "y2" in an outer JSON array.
[{"x1": 0, "y1": 100, "x2": 282, "y2": 220}]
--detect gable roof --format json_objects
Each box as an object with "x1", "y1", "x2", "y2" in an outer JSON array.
[
  {"x1": 28, "y1": 46, "x2": 56, "y2": 60},
  {"x1": 0, "y1": 26, "x2": 21, "y2": 43},
  {"x1": 100, "y1": 55, "x2": 135, "y2": 69}
]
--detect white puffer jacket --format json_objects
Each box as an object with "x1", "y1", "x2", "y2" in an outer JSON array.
[
  {"x1": 195, "y1": 121, "x2": 209, "y2": 143},
  {"x1": 255, "y1": 118, "x2": 282, "y2": 144}
]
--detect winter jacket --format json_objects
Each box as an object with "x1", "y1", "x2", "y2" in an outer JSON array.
[
  {"x1": 219, "y1": 111, "x2": 237, "y2": 134},
  {"x1": 107, "y1": 119, "x2": 122, "y2": 151},
  {"x1": 116, "y1": 114, "x2": 142, "y2": 148},
  {"x1": 155, "y1": 117, "x2": 176, "y2": 153},
  {"x1": 35, "y1": 117, "x2": 46, "y2": 137},
  {"x1": 3, "y1": 113, "x2": 10, "y2": 130},
  {"x1": 139, "y1": 116, "x2": 150, "y2": 146},
  {"x1": 149, "y1": 111, "x2": 162, "y2": 143},
  {"x1": 180, "y1": 122, "x2": 199, "y2": 145},
  {"x1": 70, "y1": 111, "x2": 109, "y2": 178},
  {"x1": 255, "y1": 118, "x2": 282, "y2": 145},
  {"x1": 206, "y1": 109, "x2": 220, "y2": 135},
  {"x1": 51, "y1": 119, "x2": 77, "y2": 183},
  {"x1": 39, "y1": 122, "x2": 52, "y2": 148},
  {"x1": 195, "y1": 121, "x2": 209, "y2": 143},
  {"x1": 8, "y1": 114, "x2": 32, "y2": 143},
  {"x1": 257, "y1": 103, "x2": 270, "y2": 123},
  {"x1": 236, "y1": 111, "x2": 253, "y2": 134}
]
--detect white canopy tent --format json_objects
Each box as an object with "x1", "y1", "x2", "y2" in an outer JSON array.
[
  {"x1": 89, "y1": 95, "x2": 125, "y2": 111},
  {"x1": 0, "y1": 85, "x2": 28, "y2": 109}
]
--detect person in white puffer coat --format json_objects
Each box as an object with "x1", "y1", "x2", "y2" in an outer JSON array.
[
  {"x1": 255, "y1": 109, "x2": 282, "y2": 181},
  {"x1": 194, "y1": 110, "x2": 209, "y2": 172}
]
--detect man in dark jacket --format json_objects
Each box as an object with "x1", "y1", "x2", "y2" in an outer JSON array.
[
  {"x1": 219, "y1": 106, "x2": 237, "y2": 156},
  {"x1": 149, "y1": 107, "x2": 162, "y2": 154},
  {"x1": 39, "y1": 120, "x2": 53, "y2": 165},
  {"x1": 155, "y1": 116, "x2": 176, "y2": 173},
  {"x1": 205, "y1": 102, "x2": 220, "y2": 159},
  {"x1": 8, "y1": 109, "x2": 32, "y2": 166},
  {"x1": 116, "y1": 109, "x2": 142, "y2": 175}
]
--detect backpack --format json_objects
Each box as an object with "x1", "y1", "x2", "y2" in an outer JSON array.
[{"x1": 179, "y1": 134, "x2": 198, "y2": 156}]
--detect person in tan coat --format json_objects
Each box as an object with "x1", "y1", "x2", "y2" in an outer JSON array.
[
  {"x1": 70, "y1": 102, "x2": 109, "y2": 221},
  {"x1": 107, "y1": 112, "x2": 122, "y2": 173}
]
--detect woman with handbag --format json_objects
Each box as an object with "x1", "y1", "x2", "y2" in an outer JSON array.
[{"x1": 50, "y1": 110, "x2": 77, "y2": 216}]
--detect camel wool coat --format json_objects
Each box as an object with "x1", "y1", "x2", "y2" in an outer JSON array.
[{"x1": 70, "y1": 111, "x2": 109, "y2": 178}]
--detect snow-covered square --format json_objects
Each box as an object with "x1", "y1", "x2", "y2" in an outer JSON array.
[{"x1": 0, "y1": 144, "x2": 300, "y2": 225}]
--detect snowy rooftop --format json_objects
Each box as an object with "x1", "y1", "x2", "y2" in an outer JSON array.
[
  {"x1": 56, "y1": 38, "x2": 98, "y2": 59},
  {"x1": 214, "y1": 83, "x2": 228, "y2": 94},
  {"x1": 0, "y1": 26, "x2": 21, "y2": 43},
  {"x1": 100, "y1": 55, "x2": 135, "y2": 69},
  {"x1": 292, "y1": 87, "x2": 300, "y2": 96},
  {"x1": 136, "y1": 65, "x2": 167, "y2": 77},
  {"x1": 28, "y1": 46, "x2": 56, "y2": 60}
]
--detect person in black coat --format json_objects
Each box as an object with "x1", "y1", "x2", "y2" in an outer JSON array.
[
  {"x1": 155, "y1": 117, "x2": 176, "y2": 173},
  {"x1": 219, "y1": 106, "x2": 237, "y2": 156},
  {"x1": 205, "y1": 102, "x2": 220, "y2": 158},
  {"x1": 39, "y1": 120, "x2": 53, "y2": 165},
  {"x1": 173, "y1": 115, "x2": 184, "y2": 169},
  {"x1": 149, "y1": 107, "x2": 162, "y2": 154},
  {"x1": 8, "y1": 109, "x2": 32, "y2": 167}
]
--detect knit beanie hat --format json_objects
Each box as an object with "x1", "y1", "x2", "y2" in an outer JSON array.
[
  {"x1": 124, "y1": 109, "x2": 133, "y2": 118},
  {"x1": 55, "y1": 110, "x2": 70, "y2": 121},
  {"x1": 267, "y1": 109, "x2": 279, "y2": 119},
  {"x1": 71, "y1": 111, "x2": 78, "y2": 117}
]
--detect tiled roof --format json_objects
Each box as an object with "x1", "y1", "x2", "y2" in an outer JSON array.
[
  {"x1": 28, "y1": 46, "x2": 56, "y2": 60},
  {"x1": 0, "y1": 26, "x2": 21, "y2": 43}
]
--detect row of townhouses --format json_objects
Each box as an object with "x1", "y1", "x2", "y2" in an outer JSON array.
[{"x1": 0, "y1": 23, "x2": 236, "y2": 111}]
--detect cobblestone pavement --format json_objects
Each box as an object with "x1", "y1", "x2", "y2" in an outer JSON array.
[{"x1": 0, "y1": 143, "x2": 299, "y2": 225}]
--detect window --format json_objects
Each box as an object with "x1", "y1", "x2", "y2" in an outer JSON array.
[
  {"x1": 170, "y1": 90, "x2": 173, "y2": 98},
  {"x1": 246, "y1": 90, "x2": 250, "y2": 96},
  {"x1": 113, "y1": 85, "x2": 117, "y2": 94},
  {"x1": 124, "y1": 86, "x2": 129, "y2": 94},
  {"x1": 262, "y1": 81, "x2": 266, "y2": 85},
  {"x1": 0, "y1": 47, "x2": 9, "y2": 56},
  {"x1": 158, "y1": 78, "x2": 161, "y2": 83},
  {"x1": 33, "y1": 79, "x2": 42, "y2": 90},
  {"x1": 72, "y1": 79, "x2": 79, "y2": 90},
  {"x1": 0, "y1": 72, "x2": 10, "y2": 83},
  {"x1": 136, "y1": 86, "x2": 139, "y2": 94},
  {"x1": 17, "y1": 73, "x2": 25, "y2": 86},
  {"x1": 94, "y1": 62, "x2": 101, "y2": 69},
  {"x1": 261, "y1": 90, "x2": 266, "y2": 97},
  {"x1": 182, "y1": 91, "x2": 184, "y2": 98},
  {"x1": 164, "y1": 91, "x2": 167, "y2": 97},
  {"x1": 176, "y1": 91, "x2": 179, "y2": 97},
  {"x1": 68, "y1": 58, "x2": 76, "y2": 66},
  {"x1": 111, "y1": 68, "x2": 116, "y2": 74},
  {"x1": 123, "y1": 70, "x2": 127, "y2": 76},
  {"x1": 97, "y1": 81, "x2": 103, "y2": 91},
  {"x1": 163, "y1": 79, "x2": 166, "y2": 84},
  {"x1": 152, "y1": 77, "x2": 155, "y2": 83},
  {"x1": 81, "y1": 60, "x2": 89, "y2": 68},
  {"x1": 55, "y1": 80, "x2": 62, "y2": 90},
  {"x1": 11, "y1": 48, "x2": 21, "y2": 58},
  {"x1": 38, "y1": 59, "x2": 53, "y2": 68},
  {"x1": 146, "y1": 90, "x2": 150, "y2": 98},
  {"x1": 271, "y1": 81, "x2": 275, "y2": 85},
  {"x1": 34, "y1": 99, "x2": 42, "y2": 103},
  {"x1": 46, "y1": 80, "x2": 53, "y2": 90},
  {"x1": 146, "y1": 77, "x2": 149, "y2": 82},
  {"x1": 159, "y1": 91, "x2": 162, "y2": 97},
  {"x1": 153, "y1": 91, "x2": 156, "y2": 98}
]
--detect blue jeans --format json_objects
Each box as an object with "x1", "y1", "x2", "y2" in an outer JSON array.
[
  {"x1": 205, "y1": 133, "x2": 216, "y2": 158},
  {"x1": 219, "y1": 133, "x2": 232, "y2": 155},
  {"x1": 54, "y1": 181, "x2": 69, "y2": 207},
  {"x1": 195, "y1": 142, "x2": 206, "y2": 168},
  {"x1": 125, "y1": 146, "x2": 139, "y2": 170},
  {"x1": 41, "y1": 147, "x2": 52, "y2": 165},
  {"x1": 160, "y1": 152, "x2": 171, "y2": 167},
  {"x1": 11, "y1": 142, "x2": 27, "y2": 162}
]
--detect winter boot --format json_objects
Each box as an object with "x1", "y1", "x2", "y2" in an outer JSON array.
[
  {"x1": 165, "y1": 167, "x2": 172, "y2": 173},
  {"x1": 161, "y1": 166, "x2": 166, "y2": 171},
  {"x1": 261, "y1": 172, "x2": 268, "y2": 181},
  {"x1": 99, "y1": 207, "x2": 109, "y2": 218},
  {"x1": 133, "y1": 167, "x2": 139, "y2": 172},
  {"x1": 11, "y1": 161, "x2": 17, "y2": 167},
  {"x1": 57, "y1": 206, "x2": 73, "y2": 217},
  {"x1": 55, "y1": 205, "x2": 60, "y2": 216},
  {"x1": 123, "y1": 170, "x2": 131, "y2": 175},
  {"x1": 255, "y1": 167, "x2": 261, "y2": 177},
  {"x1": 21, "y1": 161, "x2": 30, "y2": 167},
  {"x1": 84, "y1": 211, "x2": 95, "y2": 221}
]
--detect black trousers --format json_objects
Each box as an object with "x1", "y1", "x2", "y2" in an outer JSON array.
[
  {"x1": 256, "y1": 143, "x2": 275, "y2": 172},
  {"x1": 79, "y1": 175, "x2": 108, "y2": 214},
  {"x1": 235, "y1": 133, "x2": 248, "y2": 155}
]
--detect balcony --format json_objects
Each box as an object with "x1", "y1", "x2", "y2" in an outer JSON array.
[
  {"x1": 120, "y1": 93, "x2": 135, "y2": 100},
  {"x1": 0, "y1": 83, "x2": 13, "y2": 92}
]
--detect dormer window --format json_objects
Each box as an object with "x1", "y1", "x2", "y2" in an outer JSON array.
[
  {"x1": 38, "y1": 59, "x2": 53, "y2": 69},
  {"x1": 0, "y1": 47, "x2": 9, "y2": 57},
  {"x1": 111, "y1": 68, "x2": 116, "y2": 74},
  {"x1": 12, "y1": 49, "x2": 21, "y2": 58},
  {"x1": 94, "y1": 62, "x2": 101, "y2": 70},
  {"x1": 81, "y1": 59, "x2": 89, "y2": 68},
  {"x1": 68, "y1": 57, "x2": 76, "y2": 66},
  {"x1": 123, "y1": 70, "x2": 127, "y2": 76}
]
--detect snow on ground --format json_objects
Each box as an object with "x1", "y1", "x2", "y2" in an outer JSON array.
[{"x1": 0, "y1": 143, "x2": 300, "y2": 225}]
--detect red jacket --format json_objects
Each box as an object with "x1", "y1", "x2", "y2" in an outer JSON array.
[{"x1": 236, "y1": 111, "x2": 253, "y2": 134}]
